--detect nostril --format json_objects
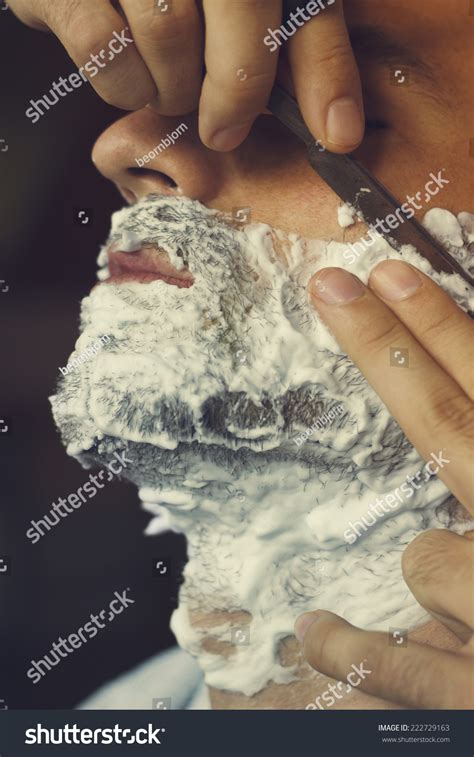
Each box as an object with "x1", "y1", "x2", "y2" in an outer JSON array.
[{"x1": 127, "y1": 167, "x2": 178, "y2": 190}]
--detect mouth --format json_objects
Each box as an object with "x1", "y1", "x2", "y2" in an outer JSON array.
[{"x1": 106, "y1": 245, "x2": 194, "y2": 288}]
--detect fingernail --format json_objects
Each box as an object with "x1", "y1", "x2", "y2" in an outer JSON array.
[
  {"x1": 208, "y1": 122, "x2": 252, "y2": 151},
  {"x1": 370, "y1": 260, "x2": 423, "y2": 301},
  {"x1": 294, "y1": 611, "x2": 323, "y2": 643},
  {"x1": 326, "y1": 97, "x2": 364, "y2": 148},
  {"x1": 310, "y1": 268, "x2": 365, "y2": 305}
]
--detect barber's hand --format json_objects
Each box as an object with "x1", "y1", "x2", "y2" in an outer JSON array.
[
  {"x1": 295, "y1": 260, "x2": 474, "y2": 709},
  {"x1": 10, "y1": 0, "x2": 364, "y2": 152}
]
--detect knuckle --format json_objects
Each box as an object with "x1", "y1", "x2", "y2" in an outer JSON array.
[
  {"x1": 420, "y1": 309, "x2": 459, "y2": 342},
  {"x1": 9, "y1": 0, "x2": 45, "y2": 28},
  {"x1": 373, "y1": 644, "x2": 416, "y2": 695},
  {"x1": 370, "y1": 634, "x2": 448, "y2": 708},
  {"x1": 43, "y1": 2, "x2": 121, "y2": 64},
  {"x1": 425, "y1": 390, "x2": 474, "y2": 441},
  {"x1": 41, "y1": 0, "x2": 82, "y2": 34},
  {"x1": 361, "y1": 319, "x2": 404, "y2": 355},
  {"x1": 134, "y1": 11, "x2": 193, "y2": 47},
  {"x1": 313, "y1": 38, "x2": 355, "y2": 72},
  {"x1": 402, "y1": 529, "x2": 451, "y2": 585},
  {"x1": 68, "y1": 28, "x2": 113, "y2": 64}
]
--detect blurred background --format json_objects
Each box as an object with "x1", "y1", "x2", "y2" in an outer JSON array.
[{"x1": 0, "y1": 8, "x2": 186, "y2": 708}]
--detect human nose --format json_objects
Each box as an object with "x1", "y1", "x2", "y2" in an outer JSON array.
[{"x1": 92, "y1": 107, "x2": 228, "y2": 205}]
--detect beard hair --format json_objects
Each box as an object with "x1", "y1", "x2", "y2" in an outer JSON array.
[
  {"x1": 51, "y1": 194, "x2": 473, "y2": 486},
  {"x1": 48, "y1": 195, "x2": 474, "y2": 696}
]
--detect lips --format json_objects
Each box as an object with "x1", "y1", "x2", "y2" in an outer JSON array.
[{"x1": 106, "y1": 245, "x2": 194, "y2": 288}]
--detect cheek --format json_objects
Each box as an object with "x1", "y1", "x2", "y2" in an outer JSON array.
[
  {"x1": 275, "y1": 184, "x2": 348, "y2": 240},
  {"x1": 237, "y1": 117, "x2": 351, "y2": 240},
  {"x1": 238, "y1": 176, "x2": 351, "y2": 241},
  {"x1": 265, "y1": 180, "x2": 373, "y2": 243}
]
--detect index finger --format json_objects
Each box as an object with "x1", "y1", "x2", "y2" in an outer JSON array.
[
  {"x1": 287, "y1": 0, "x2": 365, "y2": 152},
  {"x1": 308, "y1": 267, "x2": 474, "y2": 511},
  {"x1": 43, "y1": 0, "x2": 156, "y2": 110},
  {"x1": 369, "y1": 260, "x2": 474, "y2": 400},
  {"x1": 199, "y1": 0, "x2": 282, "y2": 151}
]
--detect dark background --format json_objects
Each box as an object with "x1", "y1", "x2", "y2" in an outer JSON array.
[{"x1": 0, "y1": 8, "x2": 186, "y2": 708}]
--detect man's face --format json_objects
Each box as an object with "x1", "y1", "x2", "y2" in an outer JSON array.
[
  {"x1": 53, "y1": 0, "x2": 473, "y2": 709},
  {"x1": 91, "y1": 0, "x2": 472, "y2": 239}
]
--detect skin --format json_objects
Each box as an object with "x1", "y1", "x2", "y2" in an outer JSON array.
[
  {"x1": 12, "y1": 0, "x2": 474, "y2": 708},
  {"x1": 297, "y1": 267, "x2": 474, "y2": 709},
  {"x1": 9, "y1": 0, "x2": 364, "y2": 151}
]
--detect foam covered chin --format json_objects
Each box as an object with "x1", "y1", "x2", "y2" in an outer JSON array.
[{"x1": 50, "y1": 195, "x2": 474, "y2": 696}]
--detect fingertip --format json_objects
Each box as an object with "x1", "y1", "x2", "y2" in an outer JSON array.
[
  {"x1": 308, "y1": 268, "x2": 365, "y2": 307},
  {"x1": 288, "y1": 11, "x2": 365, "y2": 154},
  {"x1": 294, "y1": 610, "x2": 325, "y2": 642},
  {"x1": 325, "y1": 96, "x2": 365, "y2": 152},
  {"x1": 204, "y1": 121, "x2": 253, "y2": 152}
]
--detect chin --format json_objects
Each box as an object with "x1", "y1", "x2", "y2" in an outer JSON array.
[{"x1": 50, "y1": 193, "x2": 473, "y2": 697}]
